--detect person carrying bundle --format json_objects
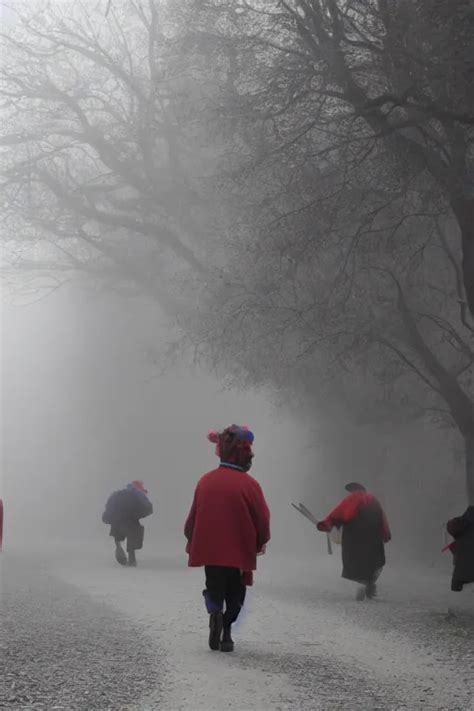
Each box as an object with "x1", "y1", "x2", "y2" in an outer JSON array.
[
  {"x1": 102, "y1": 480, "x2": 153, "y2": 567},
  {"x1": 445, "y1": 505, "x2": 474, "y2": 592},
  {"x1": 316, "y1": 482, "x2": 391, "y2": 600}
]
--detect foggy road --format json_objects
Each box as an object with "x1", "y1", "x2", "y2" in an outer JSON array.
[
  {"x1": 0, "y1": 556, "x2": 161, "y2": 710},
  {"x1": 3, "y1": 549, "x2": 472, "y2": 711},
  {"x1": 2, "y1": 2, "x2": 474, "y2": 710}
]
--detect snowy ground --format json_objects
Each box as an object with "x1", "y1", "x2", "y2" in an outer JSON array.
[
  {"x1": 2, "y1": 545, "x2": 473, "y2": 710},
  {"x1": 0, "y1": 556, "x2": 161, "y2": 710}
]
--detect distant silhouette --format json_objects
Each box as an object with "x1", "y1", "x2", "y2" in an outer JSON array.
[
  {"x1": 446, "y1": 506, "x2": 474, "y2": 592},
  {"x1": 102, "y1": 481, "x2": 153, "y2": 567},
  {"x1": 317, "y1": 483, "x2": 391, "y2": 601}
]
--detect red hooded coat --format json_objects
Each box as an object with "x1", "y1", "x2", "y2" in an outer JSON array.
[{"x1": 184, "y1": 466, "x2": 271, "y2": 574}]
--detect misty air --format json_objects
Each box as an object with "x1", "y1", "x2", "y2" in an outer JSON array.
[{"x1": 0, "y1": 1, "x2": 473, "y2": 710}]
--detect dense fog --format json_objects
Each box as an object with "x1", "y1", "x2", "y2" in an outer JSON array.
[
  {"x1": 1, "y1": 2, "x2": 473, "y2": 708},
  {"x1": 1, "y1": 286, "x2": 332, "y2": 559},
  {"x1": 1, "y1": 284, "x2": 465, "y2": 576}
]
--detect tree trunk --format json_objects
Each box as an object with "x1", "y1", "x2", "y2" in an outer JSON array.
[
  {"x1": 461, "y1": 226, "x2": 474, "y2": 320},
  {"x1": 451, "y1": 196, "x2": 474, "y2": 319},
  {"x1": 465, "y1": 435, "x2": 474, "y2": 505}
]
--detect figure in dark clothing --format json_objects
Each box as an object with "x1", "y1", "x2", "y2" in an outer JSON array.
[
  {"x1": 204, "y1": 566, "x2": 247, "y2": 646},
  {"x1": 184, "y1": 425, "x2": 271, "y2": 652},
  {"x1": 317, "y1": 483, "x2": 391, "y2": 601},
  {"x1": 102, "y1": 481, "x2": 153, "y2": 567},
  {"x1": 445, "y1": 506, "x2": 474, "y2": 592}
]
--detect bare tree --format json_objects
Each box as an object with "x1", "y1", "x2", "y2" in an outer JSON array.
[
  {"x1": 168, "y1": 0, "x2": 474, "y2": 501},
  {"x1": 188, "y1": 0, "x2": 474, "y2": 313},
  {"x1": 173, "y1": 71, "x2": 474, "y2": 500},
  {"x1": 2, "y1": 0, "x2": 473, "y2": 503},
  {"x1": 1, "y1": 0, "x2": 223, "y2": 314}
]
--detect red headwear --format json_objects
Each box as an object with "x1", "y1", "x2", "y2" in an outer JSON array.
[{"x1": 207, "y1": 425, "x2": 255, "y2": 471}]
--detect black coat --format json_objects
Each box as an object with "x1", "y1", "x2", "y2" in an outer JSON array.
[
  {"x1": 447, "y1": 506, "x2": 474, "y2": 591},
  {"x1": 102, "y1": 487, "x2": 153, "y2": 550},
  {"x1": 341, "y1": 502, "x2": 386, "y2": 584}
]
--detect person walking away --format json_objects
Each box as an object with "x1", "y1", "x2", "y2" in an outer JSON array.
[
  {"x1": 184, "y1": 425, "x2": 271, "y2": 652},
  {"x1": 445, "y1": 505, "x2": 474, "y2": 592},
  {"x1": 317, "y1": 482, "x2": 391, "y2": 600},
  {"x1": 102, "y1": 480, "x2": 153, "y2": 567}
]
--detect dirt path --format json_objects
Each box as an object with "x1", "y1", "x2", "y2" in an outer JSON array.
[
  {"x1": 0, "y1": 556, "x2": 163, "y2": 710},
  {"x1": 50, "y1": 550, "x2": 474, "y2": 710}
]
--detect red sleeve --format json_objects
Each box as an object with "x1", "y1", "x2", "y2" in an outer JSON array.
[
  {"x1": 317, "y1": 493, "x2": 360, "y2": 531},
  {"x1": 248, "y1": 481, "x2": 271, "y2": 551},
  {"x1": 184, "y1": 490, "x2": 197, "y2": 543}
]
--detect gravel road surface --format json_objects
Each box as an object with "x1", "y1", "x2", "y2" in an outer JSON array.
[
  {"x1": 0, "y1": 555, "x2": 162, "y2": 710},
  {"x1": 1, "y1": 549, "x2": 473, "y2": 710}
]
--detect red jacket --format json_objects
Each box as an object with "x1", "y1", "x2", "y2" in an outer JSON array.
[
  {"x1": 184, "y1": 466, "x2": 271, "y2": 573},
  {"x1": 317, "y1": 491, "x2": 391, "y2": 543}
]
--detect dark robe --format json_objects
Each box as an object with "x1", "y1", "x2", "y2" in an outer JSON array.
[
  {"x1": 318, "y1": 491, "x2": 391, "y2": 584},
  {"x1": 447, "y1": 506, "x2": 474, "y2": 592},
  {"x1": 341, "y1": 500, "x2": 387, "y2": 583}
]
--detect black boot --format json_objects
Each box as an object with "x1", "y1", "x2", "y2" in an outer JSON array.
[
  {"x1": 220, "y1": 626, "x2": 234, "y2": 652},
  {"x1": 208, "y1": 612, "x2": 223, "y2": 651},
  {"x1": 366, "y1": 581, "x2": 377, "y2": 599},
  {"x1": 115, "y1": 542, "x2": 127, "y2": 566},
  {"x1": 128, "y1": 549, "x2": 137, "y2": 567}
]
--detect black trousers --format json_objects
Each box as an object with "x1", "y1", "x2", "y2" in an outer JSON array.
[
  {"x1": 111, "y1": 521, "x2": 144, "y2": 552},
  {"x1": 204, "y1": 566, "x2": 246, "y2": 628}
]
